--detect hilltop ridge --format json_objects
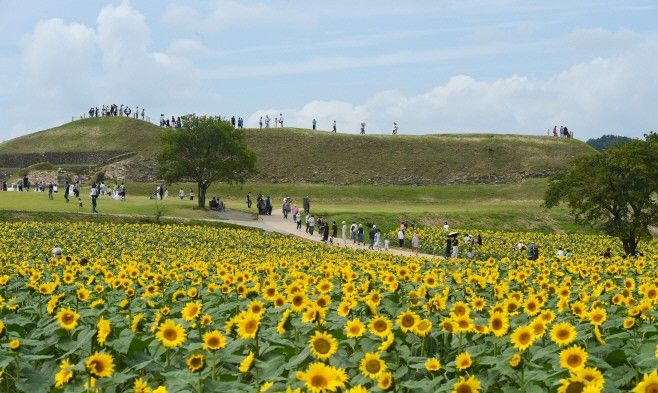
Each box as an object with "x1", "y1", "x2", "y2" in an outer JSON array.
[{"x1": 0, "y1": 117, "x2": 595, "y2": 184}]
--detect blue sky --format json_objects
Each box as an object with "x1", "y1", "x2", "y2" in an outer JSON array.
[{"x1": 1, "y1": 1, "x2": 657, "y2": 140}]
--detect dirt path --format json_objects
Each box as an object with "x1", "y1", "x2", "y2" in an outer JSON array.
[{"x1": 218, "y1": 210, "x2": 439, "y2": 259}]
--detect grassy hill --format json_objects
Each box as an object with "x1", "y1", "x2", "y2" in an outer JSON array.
[{"x1": 0, "y1": 117, "x2": 595, "y2": 184}]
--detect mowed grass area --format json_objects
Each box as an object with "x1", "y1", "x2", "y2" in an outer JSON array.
[{"x1": 0, "y1": 178, "x2": 585, "y2": 233}]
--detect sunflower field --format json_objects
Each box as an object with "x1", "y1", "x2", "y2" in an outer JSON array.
[{"x1": 0, "y1": 222, "x2": 657, "y2": 393}]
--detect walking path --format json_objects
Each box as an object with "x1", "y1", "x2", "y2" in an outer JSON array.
[{"x1": 217, "y1": 210, "x2": 439, "y2": 259}]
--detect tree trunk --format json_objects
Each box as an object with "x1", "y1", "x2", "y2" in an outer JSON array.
[
  {"x1": 621, "y1": 237, "x2": 638, "y2": 256},
  {"x1": 198, "y1": 183, "x2": 207, "y2": 209}
]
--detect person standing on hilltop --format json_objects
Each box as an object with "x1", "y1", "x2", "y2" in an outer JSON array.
[
  {"x1": 259, "y1": 117, "x2": 263, "y2": 129},
  {"x1": 332, "y1": 120, "x2": 337, "y2": 133},
  {"x1": 360, "y1": 122, "x2": 366, "y2": 134},
  {"x1": 279, "y1": 114, "x2": 284, "y2": 127},
  {"x1": 312, "y1": 118, "x2": 317, "y2": 130},
  {"x1": 392, "y1": 122, "x2": 399, "y2": 135}
]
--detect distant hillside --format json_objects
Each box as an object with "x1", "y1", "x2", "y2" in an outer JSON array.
[
  {"x1": 586, "y1": 134, "x2": 635, "y2": 152},
  {"x1": 0, "y1": 117, "x2": 596, "y2": 185}
]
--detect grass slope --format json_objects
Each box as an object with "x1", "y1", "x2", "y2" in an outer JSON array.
[{"x1": 0, "y1": 117, "x2": 596, "y2": 185}]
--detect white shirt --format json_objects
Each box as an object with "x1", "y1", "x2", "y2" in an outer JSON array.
[
  {"x1": 443, "y1": 224, "x2": 449, "y2": 232},
  {"x1": 397, "y1": 230, "x2": 404, "y2": 240},
  {"x1": 557, "y1": 249, "x2": 565, "y2": 257}
]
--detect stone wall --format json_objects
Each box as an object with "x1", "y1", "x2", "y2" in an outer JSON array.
[{"x1": 0, "y1": 151, "x2": 129, "y2": 168}]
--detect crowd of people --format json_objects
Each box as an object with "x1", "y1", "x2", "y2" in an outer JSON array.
[
  {"x1": 548, "y1": 125, "x2": 573, "y2": 138},
  {"x1": 87, "y1": 104, "x2": 146, "y2": 120}
]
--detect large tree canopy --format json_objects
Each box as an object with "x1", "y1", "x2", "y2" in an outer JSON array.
[
  {"x1": 157, "y1": 117, "x2": 256, "y2": 209},
  {"x1": 544, "y1": 133, "x2": 658, "y2": 255}
]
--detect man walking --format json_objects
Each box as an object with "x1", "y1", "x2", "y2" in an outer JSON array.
[
  {"x1": 332, "y1": 120, "x2": 337, "y2": 133},
  {"x1": 48, "y1": 182, "x2": 54, "y2": 200},
  {"x1": 312, "y1": 118, "x2": 317, "y2": 130},
  {"x1": 90, "y1": 183, "x2": 99, "y2": 213}
]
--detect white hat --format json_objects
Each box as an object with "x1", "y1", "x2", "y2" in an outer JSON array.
[{"x1": 52, "y1": 247, "x2": 62, "y2": 258}]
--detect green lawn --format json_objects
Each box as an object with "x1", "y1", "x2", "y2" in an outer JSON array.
[{"x1": 0, "y1": 179, "x2": 585, "y2": 234}]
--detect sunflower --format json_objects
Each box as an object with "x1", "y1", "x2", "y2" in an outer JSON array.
[
  {"x1": 260, "y1": 381, "x2": 274, "y2": 392},
  {"x1": 509, "y1": 354, "x2": 521, "y2": 368},
  {"x1": 239, "y1": 351, "x2": 255, "y2": 373},
  {"x1": 425, "y1": 357, "x2": 441, "y2": 372},
  {"x1": 588, "y1": 307, "x2": 607, "y2": 326},
  {"x1": 201, "y1": 314, "x2": 213, "y2": 326},
  {"x1": 155, "y1": 319, "x2": 186, "y2": 348},
  {"x1": 203, "y1": 330, "x2": 227, "y2": 351},
  {"x1": 413, "y1": 319, "x2": 433, "y2": 337},
  {"x1": 550, "y1": 322, "x2": 577, "y2": 346},
  {"x1": 559, "y1": 345, "x2": 588, "y2": 371},
  {"x1": 378, "y1": 371, "x2": 393, "y2": 390},
  {"x1": 248, "y1": 300, "x2": 265, "y2": 316},
  {"x1": 56, "y1": 308, "x2": 80, "y2": 331},
  {"x1": 54, "y1": 359, "x2": 74, "y2": 388},
  {"x1": 296, "y1": 362, "x2": 346, "y2": 393},
  {"x1": 360, "y1": 352, "x2": 387, "y2": 379},
  {"x1": 624, "y1": 317, "x2": 636, "y2": 329},
  {"x1": 237, "y1": 312, "x2": 261, "y2": 339},
  {"x1": 134, "y1": 378, "x2": 151, "y2": 393},
  {"x1": 573, "y1": 367, "x2": 605, "y2": 390},
  {"x1": 396, "y1": 310, "x2": 420, "y2": 333},
  {"x1": 452, "y1": 375, "x2": 481, "y2": 393},
  {"x1": 450, "y1": 301, "x2": 470, "y2": 317},
  {"x1": 345, "y1": 319, "x2": 365, "y2": 338},
  {"x1": 97, "y1": 316, "x2": 111, "y2": 346},
  {"x1": 85, "y1": 352, "x2": 115, "y2": 378},
  {"x1": 557, "y1": 376, "x2": 588, "y2": 393},
  {"x1": 187, "y1": 354, "x2": 205, "y2": 373},
  {"x1": 277, "y1": 309, "x2": 291, "y2": 334},
  {"x1": 369, "y1": 316, "x2": 392, "y2": 338},
  {"x1": 309, "y1": 331, "x2": 338, "y2": 361},
  {"x1": 455, "y1": 352, "x2": 472, "y2": 371},
  {"x1": 510, "y1": 325, "x2": 535, "y2": 351},
  {"x1": 181, "y1": 301, "x2": 202, "y2": 321},
  {"x1": 488, "y1": 312, "x2": 509, "y2": 337},
  {"x1": 9, "y1": 339, "x2": 20, "y2": 350},
  {"x1": 633, "y1": 370, "x2": 658, "y2": 393}
]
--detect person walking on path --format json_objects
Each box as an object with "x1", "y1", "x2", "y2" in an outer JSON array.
[
  {"x1": 397, "y1": 228, "x2": 405, "y2": 248},
  {"x1": 48, "y1": 183, "x2": 53, "y2": 200},
  {"x1": 368, "y1": 225, "x2": 376, "y2": 250},
  {"x1": 331, "y1": 221, "x2": 338, "y2": 243},
  {"x1": 247, "y1": 192, "x2": 252, "y2": 208},
  {"x1": 357, "y1": 224, "x2": 364, "y2": 244},
  {"x1": 411, "y1": 231, "x2": 420, "y2": 255},
  {"x1": 303, "y1": 196, "x2": 310, "y2": 214},
  {"x1": 64, "y1": 181, "x2": 70, "y2": 203},
  {"x1": 296, "y1": 211, "x2": 302, "y2": 231},
  {"x1": 373, "y1": 229, "x2": 381, "y2": 251},
  {"x1": 179, "y1": 188, "x2": 184, "y2": 200},
  {"x1": 350, "y1": 223, "x2": 357, "y2": 243},
  {"x1": 341, "y1": 221, "x2": 347, "y2": 245},
  {"x1": 308, "y1": 215, "x2": 315, "y2": 235},
  {"x1": 90, "y1": 183, "x2": 99, "y2": 213}
]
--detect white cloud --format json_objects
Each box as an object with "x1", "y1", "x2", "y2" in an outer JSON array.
[
  {"x1": 249, "y1": 40, "x2": 658, "y2": 139},
  {"x1": 11, "y1": 0, "x2": 217, "y2": 135}
]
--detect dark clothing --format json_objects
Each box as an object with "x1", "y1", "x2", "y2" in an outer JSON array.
[
  {"x1": 303, "y1": 197, "x2": 310, "y2": 214},
  {"x1": 331, "y1": 223, "x2": 338, "y2": 238},
  {"x1": 445, "y1": 238, "x2": 452, "y2": 258}
]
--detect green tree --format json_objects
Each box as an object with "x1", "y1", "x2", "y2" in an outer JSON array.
[
  {"x1": 544, "y1": 133, "x2": 658, "y2": 256},
  {"x1": 157, "y1": 117, "x2": 256, "y2": 209}
]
